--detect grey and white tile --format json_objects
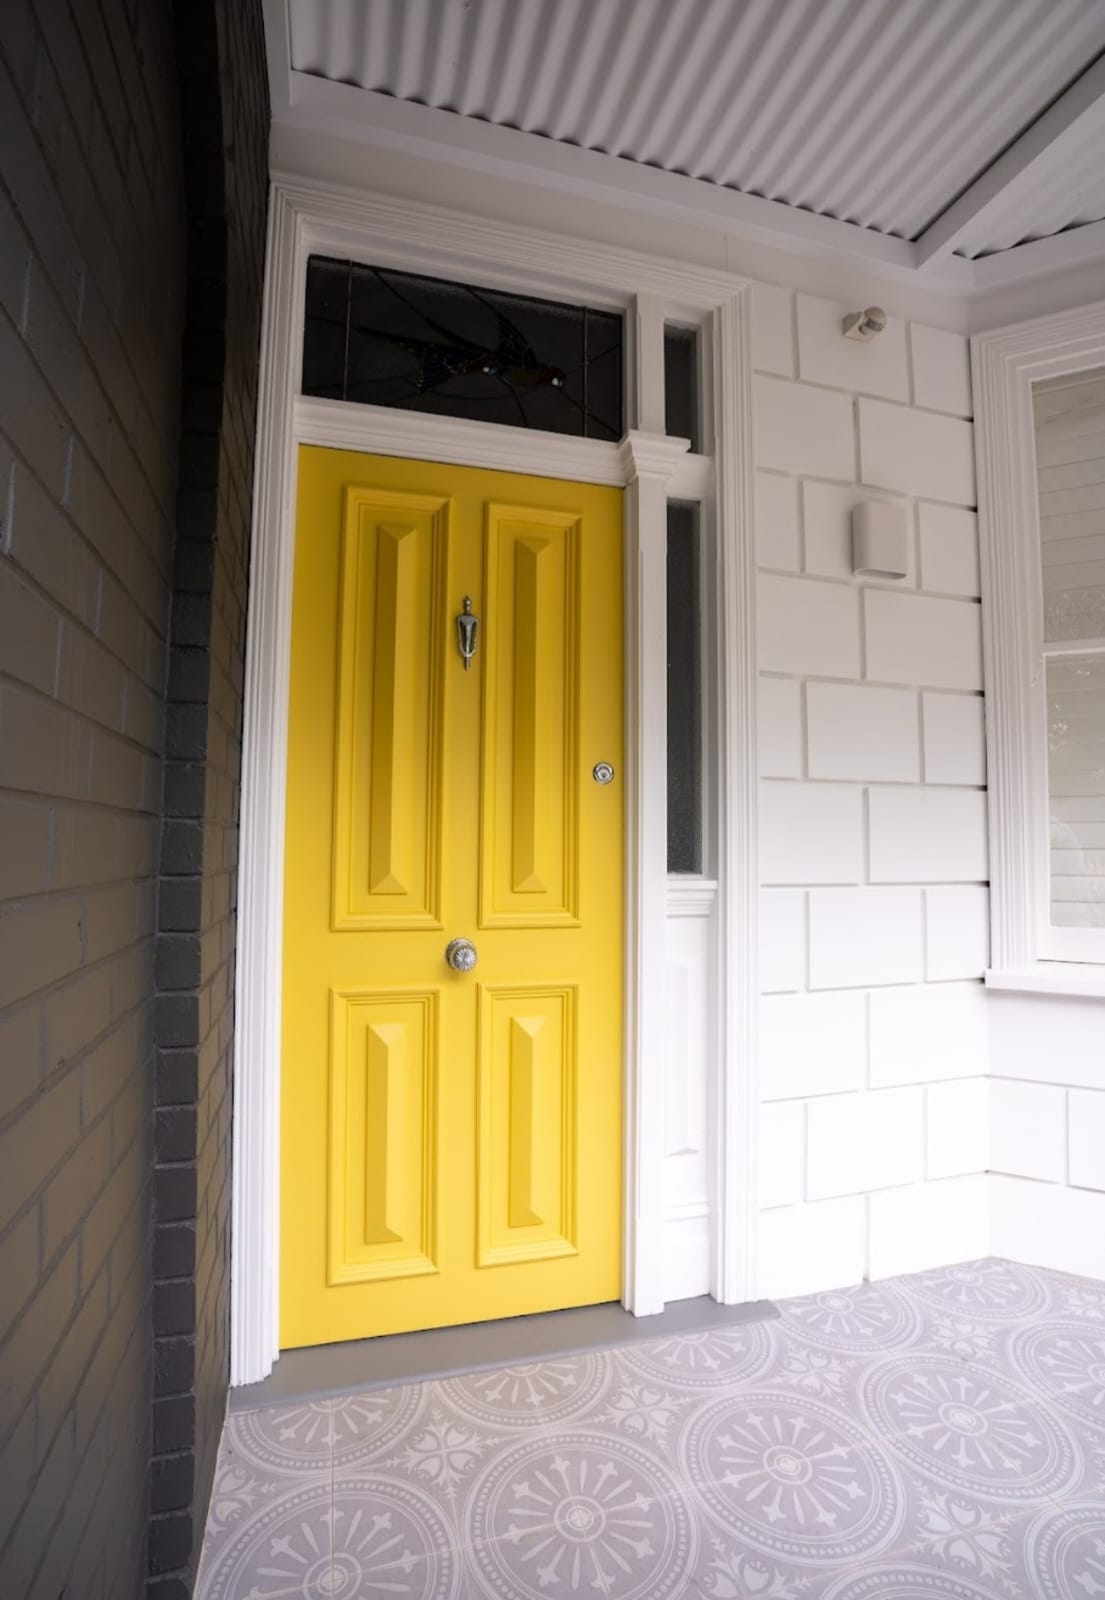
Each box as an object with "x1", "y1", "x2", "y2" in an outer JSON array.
[{"x1": 196, "y1": 1258, "x2": 1105, "y2": 1600}]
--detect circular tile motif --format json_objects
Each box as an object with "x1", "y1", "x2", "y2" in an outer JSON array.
[
  {"x1": 780, "y1": 1285, "x2": 922, "y2": 1354},
  {"x1": 815, "y1": 1566, "x2": 1006, "y2": 1600},
  {"x1": 200, "y1": 1475, "x2": 457, "y2": 1599},
  {"x1": 467, "y1": 1432, "x2": 693, "y2": 1600},
  {"x1": 1009, "y1": 1321, "x2": 1105, "y2": 1432},
  {"x1": 442, "y1": 1356, "x2": 609, "y2": 1428},
  {"x1": 1023, "y1": 1502, "x2": 1105, "y2": 1600},
  {"x1": 908, "y1": 1260, "x2": 1050, "y2": 1322},
  {"x1": 858, "y1": 1355, "x2": 1080, "y2": 1504},
  {"x1": 682, "y1": 1391, "x2": 902, "y2": 1565},
  {"x1": 622, "y1": 1320, "x2": 776, "y2": 1389},
  {"x1": 230, "y1": 1387, "x2": 423, "y2": 1473},
  {"x1": 330, "y1": 1476, "x2": 459, "y2": 1598}
]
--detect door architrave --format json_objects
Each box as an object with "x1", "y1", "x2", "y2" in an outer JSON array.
[{"x1": 231, "y1": 176, "x2": 757, "y2": 1385}]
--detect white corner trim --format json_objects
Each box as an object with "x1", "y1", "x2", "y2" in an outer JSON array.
[
  {"x1": 231, "y1": 178, "x2": 758, "y2": 1383},
  {"x1": 230, "y1": 185, "x2": 302, "y2": 1387},
  {"x1": 971, "y1": 299, "x2": 1105, "y2": 986},
  {"x1": 712, "y1": 290, "x2": 759, "y2": 1306}
]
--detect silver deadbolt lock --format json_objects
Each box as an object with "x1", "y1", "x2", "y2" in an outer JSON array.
[{"x1": 592, "y1": 762, "x2": 615, "y2": 785}]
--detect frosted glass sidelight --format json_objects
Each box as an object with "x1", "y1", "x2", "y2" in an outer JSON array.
[
  {"x1": 1047, "y1": 654, "x2": 1105, "y2": 929},
  {"x1": 667, "y1": 502, "x2": 702, "y2": 874}
]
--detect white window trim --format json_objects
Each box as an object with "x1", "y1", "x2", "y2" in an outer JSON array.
[
  {"x1": 229, "y1": 177, "x2": 758, "y2": 1385},
  {"x1": 972, "y1": 299, "x2": 1105, "y2": 995}
]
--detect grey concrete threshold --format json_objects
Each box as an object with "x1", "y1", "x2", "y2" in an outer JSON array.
[{"x1": 229, "y1": 1294, "x2": 779, "y2": 1412}]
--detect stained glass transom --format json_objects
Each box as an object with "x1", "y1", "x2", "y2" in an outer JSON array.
[{"x1": 302, "y1": 256, "x2": 624, "y2": 440}]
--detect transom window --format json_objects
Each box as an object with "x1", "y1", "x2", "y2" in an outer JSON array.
[{"x1": 301, "y1": 255, "x2": 624, "y2": 440}]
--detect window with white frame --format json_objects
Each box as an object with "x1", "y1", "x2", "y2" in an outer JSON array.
[
  {"x1": 974, "y1": 306, "x2": 1105, "y2": 982},
  {"x1": 1034, "y1": 372, "x2": 1105, "y2": 958}
]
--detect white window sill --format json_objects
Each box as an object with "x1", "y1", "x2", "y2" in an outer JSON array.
[{"x1": 986, "y1": 966, "x2": 1105, "y2": 999}]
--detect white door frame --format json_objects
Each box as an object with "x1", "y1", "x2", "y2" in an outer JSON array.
[{"x1": 230, "y1": 175, "x2": 757, "y2": 1385}]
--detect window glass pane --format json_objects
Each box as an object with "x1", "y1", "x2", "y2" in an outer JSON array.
[
  {"x1": 302, "y1": 257, "x2": 350, "y2": 398},
  {"x1": 664, "y1": 324, "x2": 699, "y2": 450},
  {"x1": 667, "y1": 502, "x2": 702, "y2": 873},
  {"x1": 1032, "y1": 369, "x2": 1105, "y2": 644},
  {"x1": 302, "y1": 256, "x2": 623, "y2": 439},
  {"x1": 1047, "y1": 653, "x2": 1105, "y2": 929}
]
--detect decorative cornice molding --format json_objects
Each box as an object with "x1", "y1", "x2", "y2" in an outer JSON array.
[
  {"x1": 617, "y1": 430, "x2": 692, "y2": 484},
  {"x1": 276, "y1": 173, "x2": 751, "y2": 311}
]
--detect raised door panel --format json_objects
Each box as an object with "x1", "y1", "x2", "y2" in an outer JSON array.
[
  {"x1": 328, "y1": 989, "x2": 438, "y2": 1284},
  {"x1": 480, "y1": 505, "x2": 580, "y2": 926},
  {"x1": 332, "y1": 489, "x2": 450, "y2": 929},
  {"x1": 477, "y1": 985, "x2": 578, "y2": 1266}
]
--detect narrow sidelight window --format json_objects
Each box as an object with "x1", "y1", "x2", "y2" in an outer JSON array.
[
  {"x1": 667, "y1": 501, "x2": 703, "y2": 873},
  {"x1": 664, "y1": 324, "x2": 700, "y2": 451}
]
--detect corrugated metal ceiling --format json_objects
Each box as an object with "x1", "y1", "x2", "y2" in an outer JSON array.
[{"x1": 287, "y1": 0, "x2": 1105, "y2": 259}]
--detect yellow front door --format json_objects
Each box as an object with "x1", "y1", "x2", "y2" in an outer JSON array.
[{"x1": 280, "y1": 447, "x2": 624, "y2": 1348}]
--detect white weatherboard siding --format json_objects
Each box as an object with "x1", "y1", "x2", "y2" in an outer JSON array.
[{"x1": 752, "y1": 288, "x2": 991, "y2": 1298}]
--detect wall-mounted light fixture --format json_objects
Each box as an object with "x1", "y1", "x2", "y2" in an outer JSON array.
[
  {"x1": 842, "y1": 306, "x2": 888, "y2": 341},
  {"x1": 852, "y1": 500, "x2": 909, "y2": 580}
]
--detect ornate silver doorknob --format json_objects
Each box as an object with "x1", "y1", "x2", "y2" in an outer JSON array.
[{"x1": 445, "y1": 937, "x2": 478, "y2": 972}]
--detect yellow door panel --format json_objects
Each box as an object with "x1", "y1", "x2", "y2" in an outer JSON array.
[
  {"x1": 332, "y1": 489, "x2": 450, "y2": 929},
  {"x1": 480, "y1": 506, "x2": 580, "y2": 926},
  {"x1": 327, "y1": 989, "x2": 438, "y2": 1285},
  {"x1": 282, "y1": 446, "x2": 622, "y2": 1348},
  {"x1": 477, "y1": 984, "x2": 578, "y2": 1267}
]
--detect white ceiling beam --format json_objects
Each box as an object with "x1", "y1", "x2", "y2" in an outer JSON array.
[
  {"x1": 282, "y1": 71, "x2": 976, "y2": 292},
  {"x1": 914, "y1": 53, "x2": 1105, "y2": 271}
]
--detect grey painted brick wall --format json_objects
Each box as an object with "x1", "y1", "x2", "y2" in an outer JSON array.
[
  {"x1": 148, "y1": 3, "x2": 269, "y2": 1594},
  {"x1": 0, "y1": 1, "x2": 185, "y2": 1595},
  {"x1": 0, "y1": 1, "x2": 269, "y2": 1595}
]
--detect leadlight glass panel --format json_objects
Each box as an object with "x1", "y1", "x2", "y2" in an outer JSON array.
[
  {"x1": 302, "y1": 256, "x2": 624, "y2": 440},
  {"x1": 667, "y1": 501, "x2": 703, "y2": 874}
]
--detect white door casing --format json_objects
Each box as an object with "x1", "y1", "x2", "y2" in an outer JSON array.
[{"x1": 231, "y1": 176, "x2": 757, "y2": 1385}]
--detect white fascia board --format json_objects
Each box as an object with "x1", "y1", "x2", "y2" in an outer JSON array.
[
  {"x1": 915, "y1": 55, "x2": 1105, "y2": 271},
  {"x1": 973, "y1": 218, "x2": 1105, "y2": 289},
  {"x1": 968, "y1": 228, "x2": 1105, "y2": 335},
  {"x1": 283, "y1": 71, "x2": 976, "y2": 294}
]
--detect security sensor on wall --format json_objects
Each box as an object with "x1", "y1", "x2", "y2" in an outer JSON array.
[
  {"x1": 852, "y1": 501, "x2": 909, "y2": 580},
  {"x1": 842, "y1": 306, "x2": 888, "y2": 341}
]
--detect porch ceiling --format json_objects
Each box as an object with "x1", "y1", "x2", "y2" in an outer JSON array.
[{"x1": 278, "y1": 0, "x2": 1105, "y2": 278}]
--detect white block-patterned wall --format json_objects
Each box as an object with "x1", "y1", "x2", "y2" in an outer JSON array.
[
  {"x1": 751, "y1": 287, "x2": 990, "y2": 1300},
  {"x1": 989, "y1": 992, "x2": 1105, "y2": 1280}
]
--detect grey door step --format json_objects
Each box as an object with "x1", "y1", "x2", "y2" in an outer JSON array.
[{"x1": 228, "y1": 1294, "x2": 778, "y2": 1412}]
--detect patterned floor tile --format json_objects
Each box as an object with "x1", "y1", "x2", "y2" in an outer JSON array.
[
  {"x1": 194, "y1": 1472, "x2": 335, "y2": 1600},
  {"x1": 197, "y1": 1260, "x2": 1105, "y2": 1600},
  {"x1": 440, "y1": 1350, "x2": 616, "y2": 1430},
  {"x1": 616, "y1": 1315, "x2": 782, "y2": 1395},
  {"x1": 854, "y1": 1351, "x2": 1085, "y2": 1513},
  {"x1": 455, "y1": 1434, "x2": 699, "y2": 1600},
  {"x1": 679, "y1": 1386, "x2": 907, "y2": 1573}
]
